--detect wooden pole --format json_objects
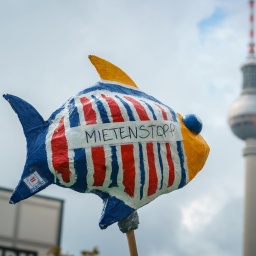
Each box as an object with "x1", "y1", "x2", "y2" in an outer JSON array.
[
  {"x1": 126, "y1": 230, "x2": 138, "y2": 256},
  {"x1": 118, "y1": 211, "x2": 139, "y2": 256}
]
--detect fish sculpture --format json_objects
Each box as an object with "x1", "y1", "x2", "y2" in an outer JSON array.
[{"x1": 3, "y1": 55, "x2": 210, "y2": 229}]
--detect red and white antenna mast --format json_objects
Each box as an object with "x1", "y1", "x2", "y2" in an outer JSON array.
[{"x1": 249, "y1": 0, "x2": 255, "y2": 58}]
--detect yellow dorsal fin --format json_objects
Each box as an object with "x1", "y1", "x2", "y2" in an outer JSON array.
[{"x1": 89, "y1": 55, "x2": 137, "y2": 88}]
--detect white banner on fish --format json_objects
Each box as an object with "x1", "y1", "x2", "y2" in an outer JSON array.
[{"x1": 66, "y1": 120, "x2": 183, "y2": 149}]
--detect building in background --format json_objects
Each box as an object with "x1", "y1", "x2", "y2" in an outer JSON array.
[
  {"x1": 228, "y1": 1, "x2": 256, "y2": 255},
  {"x1": 0, "y1": 187, "x2": 64, "y2": 256}
]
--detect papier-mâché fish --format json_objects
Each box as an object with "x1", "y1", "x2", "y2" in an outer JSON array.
[{"x1": 3, "y1": 55, "x2": 210, "y2": 229}]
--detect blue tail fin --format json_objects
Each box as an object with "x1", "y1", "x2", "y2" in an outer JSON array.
[
  {"x1": 4, "y1": 94, "x2": 53, "y2": 204},
  {"x1": 3, "y1": 94, "x2": 45, "y2": 142}
]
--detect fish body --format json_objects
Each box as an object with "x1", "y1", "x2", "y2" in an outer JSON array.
[{"x1": 4, "y1": 55, "x2": 210, "y2": 229}]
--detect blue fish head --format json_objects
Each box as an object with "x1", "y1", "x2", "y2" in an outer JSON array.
[{"x1": 3, "y1": 94, "x2": 54, "y2": 204}]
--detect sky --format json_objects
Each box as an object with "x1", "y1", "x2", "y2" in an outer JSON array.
[{"x1": 0, "y1": 0, "x2": 250, "y2": 255}]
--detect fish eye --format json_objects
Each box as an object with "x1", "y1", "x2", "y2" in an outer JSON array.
[{"x1": 182, "y1": 114, "x2": 202, "y2": 134}]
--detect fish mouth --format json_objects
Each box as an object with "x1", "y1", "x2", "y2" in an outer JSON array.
[
  {"x1": 186, "y1": 133, "x2": 210, "y2": 181},
  {"x1": 178, "y1": 114, "x2": 210, "y2": 181}
]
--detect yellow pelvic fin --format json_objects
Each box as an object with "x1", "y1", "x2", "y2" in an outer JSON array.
[{"x1": 88, "y1": 55, "x2": 137, "y2": 88}]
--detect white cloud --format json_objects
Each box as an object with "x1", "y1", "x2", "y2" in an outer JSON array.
[{"x1": 181, "y1": 194, "x2": 227, "y2": 232}]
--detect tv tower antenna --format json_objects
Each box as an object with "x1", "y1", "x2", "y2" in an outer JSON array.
[
  {"x1": 249, "y1": 0, "x2": 255, "y2": 59},
  {"x1": 228, "y1": 0, "x2": 256, "y2": 255}
]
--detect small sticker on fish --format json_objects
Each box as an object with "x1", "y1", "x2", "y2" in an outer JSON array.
[{"x1": 23, "y1": 171, "x2": 45, "y2": 192}]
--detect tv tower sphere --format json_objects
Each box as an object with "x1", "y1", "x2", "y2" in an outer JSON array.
[{"x1": 228, "y1": 58, "x2": 256, "y2": 140}]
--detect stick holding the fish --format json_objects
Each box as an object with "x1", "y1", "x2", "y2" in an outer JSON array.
[
  {"x1": 3, "y1": 55, "x2": 210, "y2": 255},
  {"x1": 126, "y1": 230, "x2": 138, "y2": 256},
  {"x1": 118, "y1": 211, "x2": 139, "y2": 256}
]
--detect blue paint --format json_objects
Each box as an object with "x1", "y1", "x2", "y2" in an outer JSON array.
[
  {"x1": 139, "y1": 143, "x2": 145, "y2": 200},
  {"x1": 109, "y1": 146, "x2": 119, "y2": 188},
  {"x1": 141, "y1": 100, "x2": 157, "y2": 120},
  {"x1": 68, "y1": 98, "x2": 88, "y2": 192},
  {"x1": 68, "y1": 98, "x2": 80, "y2": 127},
  {"x1": 115, "y1": 95, "x2": 136, "y2": 121},
  {"x1": 99, "y1": 195, "x2": 135, "y2": 229},
  {"x1": 183, "y1": 114, "x2": 202, "y2": 135},
  {"x1": 177, "y1": 141, "x2": 187, "y2": 189},
  {"x1": 3, "y1": 94, "x2": 53, "y2": 203},
  {"x1": 157, "y1": 143, "x2": 164, "y2": 190},
  {"x1": 91, "y1": 95, "x2": 110, "y2": 123},
  {"x1": 167, "y1": 106, "x2": 177, "y2": 122},
  {"x1": 72, "y1": 148, "x2": 88, "y2": 193}
]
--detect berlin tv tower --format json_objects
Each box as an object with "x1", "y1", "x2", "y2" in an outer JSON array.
[{"x1": 228, "y1": 1, "x2": 256, "y2": 255}]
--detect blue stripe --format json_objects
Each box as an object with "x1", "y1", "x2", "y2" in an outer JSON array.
[
  {"x1": 139, "y1": 143, "x2": 145, "y2": 200},
  {"x1": 166, "y1": 107, "x2": 177, "y2": 122},
  {"x1": 164, "y1": 107, "x2": 185, "y2": 187},
  {"x1": 157, "y1": 143, "x2": 164, "y2": 190},
  {"x1": 115, "y1": 95, "x2": 136, "y2": 121},
  {"x1": 68, "y1": 98, "x2": 80, "y2": 127},
  {"x1": 141, "y1": 100, "x2": 157, "y2": 120},
  {"x1": 142, "y1": 100, "x2": 164, "y2": 190},
  {"x1": 49, "y1": 105, "x2": 65, "y2": 121},
  {"x1": 109, "y1": 146, "x2": 119, "y2": 188},
  {"x1": 177, "y1": 141, "x2": 186, "y2": 188},
  {"x1": 72, "y1": 148, "x2": 88, "y2": 192},
  {"x1": 68, "y1": 98, "x2": 88, "y2": 192},
  {"x1": 91, "y1": 95, "x2": 110, "y2": 123}
]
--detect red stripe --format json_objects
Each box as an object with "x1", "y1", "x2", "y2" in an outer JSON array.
[
  {"x1": 250, "y1": 44, "x2": 255, "y2": 53},
  {"x1": 121, "y1": 144, "x2": 136, "y2": 197},
  {"x1": 155, "y1": 103, "x2": 168, "y2": 120},
  {"x1": 102, "y1": 95, "x2": 137, "y2": 196},
  {"x1": 166, "y1": 144, "x2": 175, "y2": 186},
  {"x1": 80, "y1": 96, "x2": 106, "y2": 187},
  {"x1": 155, "y1": 104, "x2": 175, "y2": 187},
  {"x1": 101, "y1": 94, "x2": 125, "y2": 122},
  {"x1": 30, "y1": 177, "x2": 36, "y2": 183},
  {"x1": 51, "y1": 117, "x2": 71, "y2": 183},
  {"x1": 80, "y1": 97, "x2": 97, "y2": 124},
  {"x1": 102, "y1": 94, "x2": 136, "y2": 195},
  {"x1": 147, "y1": 143, "x2": 158, "y2": 196},
  {"x1": 92, "y1": 147, "x2": 106, "y2": 186},
  {"x1": 124, "y1": 96, "x2": 150, "y2": 120},
  {"x1": 250, "y1": 14, "x2": 254, "y2": 22},
  {"x1": 124, "y1": 96, "x2": 160, "y2": 195}
]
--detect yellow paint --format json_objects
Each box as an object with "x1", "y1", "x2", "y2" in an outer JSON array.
[
  {"x1": 178, "y1": 114, "x2": 210, "y2": 181},
  {"x1": 89, "y1": 55, "x2": 137, "y2": 88}
]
